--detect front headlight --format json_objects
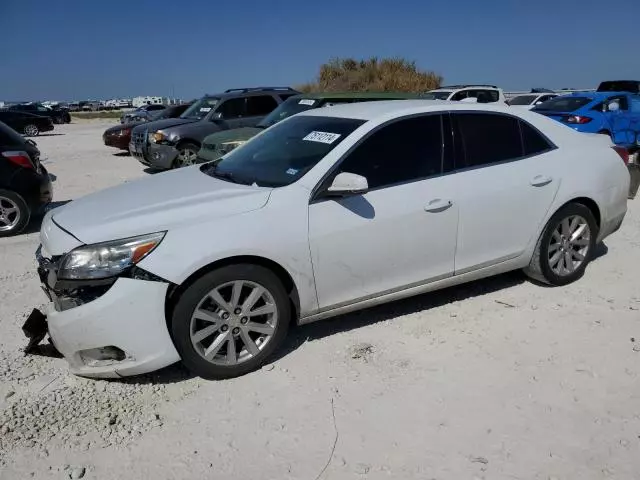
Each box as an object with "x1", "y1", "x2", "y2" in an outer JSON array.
[
  {"x1": 58, "y1": 232, "x2": 166, "y2": 280},
  {"x1": 149, "y1": 131, "x2": 166, "y2": 143}
]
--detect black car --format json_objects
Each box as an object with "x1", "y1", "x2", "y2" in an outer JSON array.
[
  {"x1": 0, "y1": 121, "x2": 53, "y2": 236},
  {"x1": 121, "y1": 104, "x2": 167, "y2": 124},
  {"x1": 8, "y1": 103, "x2": 70, "y2": 124},
  {"x1": 0, "y1": 111, "x2": 54, "y2": 137}
]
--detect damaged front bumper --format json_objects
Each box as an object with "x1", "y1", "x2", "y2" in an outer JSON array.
[{"x1": 31, "y1": 245, "x2": 181, "y2": 378}]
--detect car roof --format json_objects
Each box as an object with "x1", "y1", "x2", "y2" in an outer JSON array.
[
  {"x1": 291, "y1": 92, "x2": 422, "y2": 100},
  {"x1": 565, "y1": 91, "x2": 631, "y2": 99},
  {"x1": 202, "y1": 87, "x2": 298, "y2": 99},
  {"x1": 300, "y1": 99, "x2": 515, "y2": 121},
  {"x1": 430, "y1": 85, "x2": 501, "y2": 92}
]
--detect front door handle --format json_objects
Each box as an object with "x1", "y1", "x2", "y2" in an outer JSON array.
[
  {"x1": 530, "y1": 175, "x2": 553, "y2": 187},
  {"x1": 424, "y1": 199, "x2": 453, "y2": 213}
]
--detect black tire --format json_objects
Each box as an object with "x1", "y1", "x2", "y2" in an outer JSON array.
[
  {"x1": 53, "y1": 116, "x2": 64, "y2": 125},
  {"x1": 0, "y1": 189, "x2": 31, "y2": 237},
  {"x1": 524, "y1": 203, "x2": 598, "y2": 286},
  {"x1": 173, "y1": 142, "x2": 200, "y2": 168},
  {"x1": 23, "y1": 124, "x2": 39, "y2": 137},
  {"x1": 63, "y1": 112, "x2": 71, "y2": 123},
  {"x1": 171, "y1": 264, "x2": 291, "y2": 380}
]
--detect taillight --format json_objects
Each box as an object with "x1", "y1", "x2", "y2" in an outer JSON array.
[
  {"x1": 565, "y1": 115, "x2": 592, "y2": 124},
  {"x1": 612, "y1": 146, "x2": 629, "y2": 164},
  {"x1": 2, "y1": 151, "x2": 34, "y2": 169}
]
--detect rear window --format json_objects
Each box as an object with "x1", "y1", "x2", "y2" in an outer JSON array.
[
  {"x1": 508, "y1": 95, "x2": 537, "y2": 106},
  {"x1": 597, "y1": 81, "x2": 640, "y2": 93},
  {"x1": 0, "y1": 121, "x2": 27, "y2": 146},
  {"x1": 532, "y1": 96, "x2": 592, "y2": 112}
]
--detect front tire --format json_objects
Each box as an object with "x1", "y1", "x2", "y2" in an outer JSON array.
[
  {"x1": 171, "y1": 264, "x2": 291, "y2": 380},
  {"x1": 524, "y1": 203, "x2": 598, "y2": 286},
  {"x1": 173, "y1": 142, "x2": 199, "y2": 168},
  {"x1": 23, "y1": 124, "x2": 39, "y2": 137},
  {"x1": 0, "y1": 190, "x2": 30, "y2": 237}
]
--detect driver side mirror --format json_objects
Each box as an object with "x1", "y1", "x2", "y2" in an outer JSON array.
[{"x1": 326, "y1": 172, "x2": 369, "y2": 196}]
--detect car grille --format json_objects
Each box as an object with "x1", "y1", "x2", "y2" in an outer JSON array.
[{"x1": 132, "y1": 129, "x2": 147, "y2": 146}]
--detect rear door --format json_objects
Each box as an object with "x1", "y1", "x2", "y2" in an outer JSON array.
[
  {"x1": 243, "y1": 95, "x2": 279, "y2": 127},
  {"x1": 450, "y1": 112, "x2": 560, "y2": 273}
]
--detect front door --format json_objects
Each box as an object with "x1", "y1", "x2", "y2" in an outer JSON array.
[
  {"x1": 450, "y1": 112, "x2": 560, "y2": 273},
  {"x1": 308, "y1": 114, "x2": 459, "y2": 310}
]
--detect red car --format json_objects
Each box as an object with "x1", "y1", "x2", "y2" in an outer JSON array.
[{"x1": 103, "y1": 103, "x2": 191, "y2": 151}]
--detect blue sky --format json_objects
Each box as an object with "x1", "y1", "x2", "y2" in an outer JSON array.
[{"x1": 1, "y1": 0, "x2": 639, "y2": 101}]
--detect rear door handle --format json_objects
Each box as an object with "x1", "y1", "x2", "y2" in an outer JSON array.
[
  {"x1": 530, "y1": 175, "x2": 553, "y2": 187},
  {"x1": 424, "y1": 199, "x2": 453, "y2": 213}
]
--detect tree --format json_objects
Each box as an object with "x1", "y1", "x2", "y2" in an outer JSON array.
[{"x1": 297, "y1": 57, "x2": 442, "y2": 93}]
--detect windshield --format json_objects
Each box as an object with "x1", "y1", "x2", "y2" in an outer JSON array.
[
  {"x1": 422, "y1": 91, "x2": 451, "y2": 100},
  {"x1": 508, "y1": 95, "x2": 537, "y2": 106},
  {"x1": 180, "y1": 97, "x2": 220, "y2": 120},
  {"x1": 532, "y1": 96, "x2": 592, "y2": 112},
  {"x1": 202, "y1": 115, "x2": 365, "y2": 187},
  {"x1": 257, "y1": 97, "x2": 319, "y2": 128}
]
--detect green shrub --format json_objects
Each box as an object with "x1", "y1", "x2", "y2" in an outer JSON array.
[{"x1": 297, "y1": 57, "x2": 442, "y2": 93}]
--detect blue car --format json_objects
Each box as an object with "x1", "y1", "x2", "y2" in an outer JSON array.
[{"x1": 532, "y1": 92, "x2": 640, "y2": 146}]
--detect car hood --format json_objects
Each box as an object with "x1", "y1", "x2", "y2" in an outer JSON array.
[
  {"x1": 140, "y1": 117, "x2": 199, "y2": 131},
  {"x1": 104, "y1": 122, "x2": 142, "y2": 134},
  {"x1": 51, "y1": 166, "x2": 272, "y2": 245},
  {"x1": 202, "y1": 127, "x2": 262, "y2": 146}
]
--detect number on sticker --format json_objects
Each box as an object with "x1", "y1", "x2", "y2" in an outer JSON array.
[{"x1": 303, "y1": 131, "x2": 342, "y2": 144}]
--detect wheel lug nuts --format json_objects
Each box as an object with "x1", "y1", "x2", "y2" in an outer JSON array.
[
  {"x1": 221, "y1": 325, "x2": 229, "y2": 332},
  {"x1": 240, "y1": 317, "x2": 248, "y2": 324},
  {"x1": 222, "y1": 312, "x2": 230, "y2": 320},
  {"x1": 232, "y1": 327, "x2": 240, "y2": 335},
  {"x1": 234, "y1": 308, "x2": 242, "y2": 315}
]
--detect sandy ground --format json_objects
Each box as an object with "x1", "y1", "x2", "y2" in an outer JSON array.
[{"x1": 1, "y1": 121, "x2": 639, "y2": 479}]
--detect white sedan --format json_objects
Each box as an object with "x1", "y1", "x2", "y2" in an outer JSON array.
[
  {"x1": 34, "y1": 101, "x2": 630, "y2": 379},
  {"x1": 508, "y1": 93, "x2": 558, "y2": 109}
]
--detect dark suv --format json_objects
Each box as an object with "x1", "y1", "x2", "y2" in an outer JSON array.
[{"x1": 129, "y1": 87, "x2": 298, "y2": 169}]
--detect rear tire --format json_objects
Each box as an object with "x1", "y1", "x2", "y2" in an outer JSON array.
[
  {"x1": 171, "y1": 264, "x2": 291, "y2": 380},
  {"x1": 524, "y1": 203, "x2": 598, "y2": 286},
  {"x1": 0, "y1": 189, "x2": 30, "y2": 237},
  {"x1": 23, "y1": 124, "x2": 39, "y2": 137}
]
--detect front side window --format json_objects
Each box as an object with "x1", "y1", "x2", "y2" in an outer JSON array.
[
  {"x1": 201, "y1": 115, "x2": 364, "y2": 187},
  {"x1": 257, "y1": 97, "x2": 320, "y2": 128},
  {"x1": 246, "y1": 95, "x2": 278, "y2": 116},
  {"x1": 336, "y1": 115, "x2": 444, "y2": 189},
  {"x1": 180, "y1": 97, "x2": 220, "y2": 120},
  {"x1": 451, "y1": 90, "x2": 469, "y2": 101},
  {"x1": 217, "y1": 98, "x2": 246, "y2": 119},
  {"x1": 454, "y1": 113, "x2": 523, "y2": 168}
]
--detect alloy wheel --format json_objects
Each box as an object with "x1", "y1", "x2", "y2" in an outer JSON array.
[
  {"x1": 0, "y1": 196, "x2": 21, "y2": 232},
  {"x1": 24, "y1": 124, "x2": 39, "y2": 136},
  {"x1": 176, "y1": 148, "x2": 197, "y2": 167},
  {"x1": 189, "y1": 280, "x2": 278, "y2": 366},
  {"x1": 547, "y1": 215, "x2": 591, "y2": 276}
]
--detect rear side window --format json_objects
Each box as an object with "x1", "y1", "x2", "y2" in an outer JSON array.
[
  {"x1": 533, "y1": 96, "x2": 592, "y2": 112},
  {"x1": 246, "y1": 95, "x2": 278, "y2": 116},
  {"x1": 337, "y1": 114, "x2": 444, "y2": 189},
  {"x1": 454, "y1": 113, "x2": 523, "y2": 168},
  {"x1": 520, "y1": 121, "x2": 553, "y2": 156}
]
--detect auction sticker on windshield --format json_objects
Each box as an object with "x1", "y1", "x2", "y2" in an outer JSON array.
[
  {"x1": 303, "y1": 131, "x2": 341, "y2": 144},
  {"x1": 200, "y1": 107, "x2": 212, "y2": 112},
  {"x1": 299, "y1": 99, "x2": 316, "y2": 106}
]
